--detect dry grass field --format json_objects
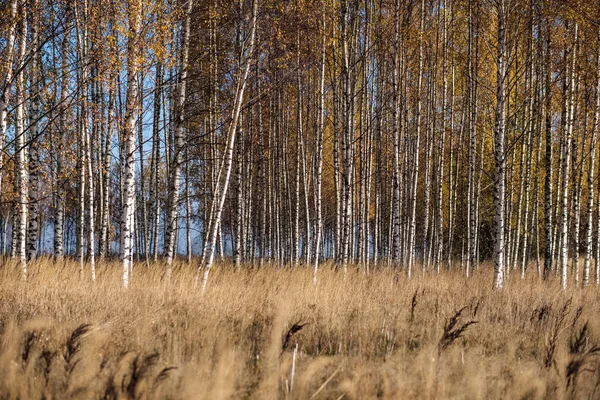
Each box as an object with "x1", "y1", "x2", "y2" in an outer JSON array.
[{"x1": 0, "y1": 258, "x2": 599, "y2": 399}]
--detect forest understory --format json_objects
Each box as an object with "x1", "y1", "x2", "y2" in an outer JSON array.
[{"x1": 0, "y1": 259, "x2": 599, "y2": 399}]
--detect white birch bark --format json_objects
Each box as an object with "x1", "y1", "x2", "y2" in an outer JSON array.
[
  {"x1": 27, "y1": 0, "x2": 41, "y2": 261},
  {"x1": 15, "y1": 3, "x2": 28, "y2": 278},
  {"x1": 391, "y1": 0, "x2": 401, "y2": 265},
  {"x1": 493, "y1": 0, "x2": 508, "y2": 289},
  {"x1": 313, "y1": 11, "x2": 325, "y2": 285},
  {"x1": 86, "y1": 117, "x2": 96, "y2": 280},
  {"x1": 422, "y1": 59, "x2": 436, "y2": 270},
  {"x1": 121, "y1": 0, "x2": 143, "y2": 288},
  {"x1": 583, "y1": 19, "x2": 600, "y2": 288},
  {"x1": 543, "y1": 18, "x2": 553, "y2": 280},
  {"x1": 186, "y1": 149, "x2": 192, "y2": 264},
  {"x1": 436, "y1": 1, "x2": 448, "y2": 270},
  {"x1": 54, "y1": 6, "x2": 70, "y2": 260},
  {"x1": 0, "y1": 0, "x2": 18, "y2": 207},
  {"x1": 99, "y1": 87, "x2": 113, "y2": 259},
  {"x1": 519, "y1": 17, "x2": 535, "y2": 278},
  {"x1": 571, "y1": 96, "x2": 583, "y2": 285},
  {"x1": 164, "y1": 0, "x2": 194, "y2": 273},
  {"x1": 234, "y1": 126, "x2": 243, "y2": 268},
  {"x1": 466, "y1": 0, "x2": 477, "y2": 277},
  {"x1": 560, "y1": 24, "x2": 578, "y2": 291},
  {"x1": 74, "y1": 2, "x2": 87, "y2": 274},
  {"x1": 151, "y1": 62, "x2": 162, "y2": 260},
  {"x1": 294, "y1": 51, "x2": 301, "y2": 266},
  {"x1": 136, "y1": 73, "x2": 148, "y2": 263},
  {"x1": 339, "y1": 0, "x2": 353, "y2": 271},
  {"x1": 408, "y1": 0, "x2": 425, "y2": 278},
  {"x1": 200, "y1": 0, "x2": 258, "y2": 293}
]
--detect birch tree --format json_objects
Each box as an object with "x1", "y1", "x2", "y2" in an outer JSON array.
[
  {"x1": 493, "y1": 0, "x2": 508, "y2": 289},
  {"x1": 559, "y1": 24, "x2": 578, "y2": 291},
  {"x1": 200, "y1": 0, "x2": 258, "y2": 293},
  {"x1": 121, "y1": 0, "x2": 143, "y2": 288},
  {"x1": 0, "y1": 0, "x2": 18, "y2": 202},
  {"x1": 583, "y1": 12, "x2": 600, "y2": 288},
  {"x1": 164, "y1": 0, "x2": 194, "y2": 273},
  {"x1": 313, "y1": 5, "x2": 326, "y2": 286},
  {"x1": 15, "y1": 1, "x2": 28, "y2": 277}
]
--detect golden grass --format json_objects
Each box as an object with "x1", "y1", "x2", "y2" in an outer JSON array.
[{"x1": 0, "y1": 257, "x2": 599, "y2": 399}]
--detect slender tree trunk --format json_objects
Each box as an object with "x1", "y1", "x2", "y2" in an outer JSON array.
[
  {"x1": 200, "y1": 0, "x2": 258, "y2": 292},
  {"x1": 339, "y1": 0, "x2": 354, "y2": 272},
  {"x1": 583, "y1": 16, "x2": 600, "y2": 287},
  {"x1": 99, "y1": 84, "x2": 114, "y2": 259},
  {"x1": 560, "y1": 24, "x2": 578, "y2": 291},
  {"x1": 467, "y1": 0, "x2": 478, "y2": 277},
  {"x1": 314, "y1": 11, "x2": 325, "y2": 285},
  {"x1": 150, "y1": 62, "x2": 162, "y2": 260},
  {"x1": 0, "y1": 0, "x2": 17, "y2": 208},
  {"x1": 74, "y1": 3, "x2": 87, "y2": 275},
  {"x1": 572, "y1": 93, "x2": 585, "y2": 285},
  {"x1": 391, "y1": 0, "x2": 401, "y2": 266},
  {"x1": 234, "y1": 123, "x2": 243, "y2": 268},
  {"x1": 408, "y1": 0, "x2": 425, "y2": 278},
  {"x1": 543, "y1": 16, "x2": 553, "y2": 281},
  {"x1": 493, "y1": 0, "x2": 508, "y2": 289},
  {"x1": 121, "y1": 0, "x2": 143, "y2": 288},
  {"x1": 54, "y1": 9, "x2": 70, "y2": 259},
  {"x1": 137, "y1": 73, "x2": 149, "y2": 263},
  {"x1": 165, "y1": 0, "x2": 193, "y2": 274},
  {"x1": 27, "y1": 0, "x2": 41, "y2": 261},
  {"x1": 15, "y1": 2, "x2": 28, "y2": 277},
  {"x1": 86, "y1": 111, "x2": 96, "y2": 279},
  {"x1": 186, "y1": 147, "x2": 192, "y2": 264},
  {"x1": 436, "y1": 1, "x2": 449, "y2": 271},
  {"x1": 520, "y1": 65, "x2": 535, "y2": 278}
]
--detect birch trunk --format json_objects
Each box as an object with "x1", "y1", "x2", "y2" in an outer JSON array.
[
  {"x1": 74, "y1": 2, "x2": 87, "y2": 275},
  {"x1": 86, "y1": 114, "x2": 96, "y2": 279},
  {"x1": 583, "y1": 18, "x2": 600, "y2": 287},
  {"x1": 436, "y1": 1, "x2": 448, "y2": 270},
  {"x1": 543, "y1": 17, "x2": 553, "y2": 280},
  {"x1": 186, "y1": 148, "x2": 192, "y2": 264},
  {"x1": 150, "y1": 62, "x2": 162, "y2": 260},
  {"x1": 165, "y1": 0, "x2": 194, "y2": 273},
  {"x1": 294, "y1": 49, "x2": 301, "y2": 265},
  {"x1": 571, "y1": 96, "x2": 584, "y2": 285},
  {"x1": 493, "y1": 0, "x2": 508, "y2": 289},
  {"x1": 15, "y1": 3, "x2": 28, "y2": 277},
  {"x1": 200, "y1": 0, "x2": 258, "y2": 293},
  {"x1": 339, "y1": 0, "x2": 354, "y2": 271},
  {"x1": 408, "y1": 0, "x2": 425, "y2": 278},
  {"x1": 559, "y1": 24, "x2": 577, "y2": 291},
  {"x1": 99, "y1": 85, "x2": 114, "y2": 259},
  {"x1": 54, "y1": 11, "x2": 69, "y2": 259},
  {"x1": 467, "y1": 0, "x2": 478, "y2": 277},
  {"x1": 137, "y1": 73, "x2": 148, "y2": 262},
  {"x1": 121, "y1": 0, "x2": 143, "y2": 288},
  {"x1": 0, "y1": 0, "x2": 17, "y2": 203},
  {"x1": 27, "y1": 0, "x2": 41, "y2": 261},
  {"x1": 520, "y1": 18, "x2": 535, "y2": 278},
  {"x1": 391, "y1": 0, "x2": 401, "y2": 264},
  {"x1": 314, "y1": 12, "x2": 325, "y2": 285}
]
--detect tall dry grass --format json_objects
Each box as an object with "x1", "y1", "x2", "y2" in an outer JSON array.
[{"x1": 0, "y1": 258, "x2": 599, "y2": 399}]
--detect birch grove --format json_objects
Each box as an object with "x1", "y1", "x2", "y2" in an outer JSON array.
[{"x1": 2, "y1": 0, "x2": 600, "y2": 291}]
